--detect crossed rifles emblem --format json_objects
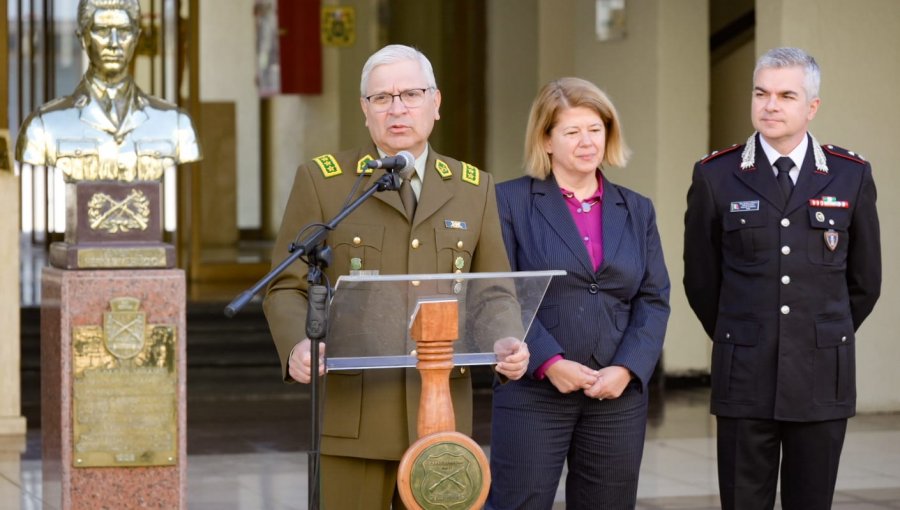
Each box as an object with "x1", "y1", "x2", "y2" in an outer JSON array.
[
  {"x1": 88, "y1": 189, "x2": 151, "y2": 233},
  {"x1": 421, "y1": 452, "x2": 473, "y2": 504}
]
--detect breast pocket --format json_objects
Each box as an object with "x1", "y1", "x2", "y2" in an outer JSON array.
[
  {"x1": 807, "y1": 208, "x2": 850, "y2": 266},
  {"x1": 435, "y1": 229, "x2": 477, "y2": 274},
  {"x1": 55, "y1": 140, "x2": 100, "y2": 180},
  {"x1": 136, "y1": 140, "x2": 177, "y2": 180},
  {"x1": 330, "y1": 223, "x2": 385, "y2": 274},
  {"x1": 722, "y1": 211, "x2": 770, "y2": 266}
]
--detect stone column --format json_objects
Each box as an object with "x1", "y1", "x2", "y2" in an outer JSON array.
[{"x1": 0, "y1": 172, "x2": 26, "y2": 437}]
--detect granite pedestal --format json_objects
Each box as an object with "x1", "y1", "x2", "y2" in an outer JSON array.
[{"x1": 41, "y1": 268, "x2": 186, "y2": 509}]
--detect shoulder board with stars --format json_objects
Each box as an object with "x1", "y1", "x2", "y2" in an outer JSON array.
[
  {"x1": 822, "y1": 144, "x2": 867, "y2": 165},
  {"x1": 357, "y1": 154, "x2": 375, "y2": 174},
  {"x1": 699, "y1": 144, "x2": 741, "y2": 165},
  {"x1": 313, "y1": 154, "x2": 342, "y2": 178},
  {"x1": 435, "y1": 159, "x2": 453, "y2": 180},
  {"x1": 461, "y1": 162, "x2": 480, "y2": 186}
]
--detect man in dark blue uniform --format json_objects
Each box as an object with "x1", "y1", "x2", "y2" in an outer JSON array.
[{"x1": 683, "y1": 47, "x2": 881, "y2": 510}]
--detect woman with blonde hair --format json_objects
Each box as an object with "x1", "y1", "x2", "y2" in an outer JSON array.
[{"x1": 488, "y1": 77, "x2": 670, "y2": 509}]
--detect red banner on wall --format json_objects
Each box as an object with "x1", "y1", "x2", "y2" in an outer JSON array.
[{"x1": 278, "y1": 0, "x2": 322, "y2": 95}]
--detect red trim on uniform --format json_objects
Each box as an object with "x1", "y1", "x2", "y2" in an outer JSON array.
[
  {"x1": 822, "y1": 145, "x2": 865, "y2": 165},
  {"x1": 700, "y1": 144, "x2": 742, "y2": 165}
]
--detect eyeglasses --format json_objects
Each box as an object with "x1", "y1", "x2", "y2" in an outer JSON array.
[{"x1": 364, "y1": 88, "x2": 432, "y2": 111}]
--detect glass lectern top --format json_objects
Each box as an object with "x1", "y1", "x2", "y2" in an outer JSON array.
[{"x1": 325, "y1": 270, "x2": 563, "y2": 370}]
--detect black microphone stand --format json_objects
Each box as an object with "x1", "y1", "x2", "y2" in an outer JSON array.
[{"x1": 224, "y1": 170, "x2": 402, "y2": 510}]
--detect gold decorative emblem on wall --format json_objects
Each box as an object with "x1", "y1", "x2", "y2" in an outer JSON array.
[
  {"x1": 87, "y1": 188, "x2": 151, "y2": 233},
  {"x1": 321, "y1": 6, "x2": 356, "y2": 47}
]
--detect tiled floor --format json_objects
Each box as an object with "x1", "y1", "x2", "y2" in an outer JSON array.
[{"x1": 3, "y1": 384, "x2": 900, "y2": 509}]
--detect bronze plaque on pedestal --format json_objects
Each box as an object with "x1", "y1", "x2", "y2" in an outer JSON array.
[{"x1": 71, "y1": 297, "x2": 177, "y2": 468}]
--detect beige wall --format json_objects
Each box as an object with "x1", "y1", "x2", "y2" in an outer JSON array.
[
  {"x1": 656, "y1": 0, "x2": 711, "y2": 375},
  {"x1": 710, "y1": 41, "x2": 755, "y2": 150},
  {"x1": 486, "y1": 0, "x2": 539, "y2": 182},
  {"x1": 754, "y1": 0, "x2": 900, "y2": 411},
  {"x1": 199, "y1": 0, "x2": 261, "y2": 229}
]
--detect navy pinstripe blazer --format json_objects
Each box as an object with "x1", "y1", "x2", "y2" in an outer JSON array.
[{"x1": 496, "y1": 174, "x2": 671, "y2": 389}]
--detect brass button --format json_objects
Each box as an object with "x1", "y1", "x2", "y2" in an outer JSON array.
[
  {"x1": 352, "y1": 236, "x2": 361, "y2": 245},
  {"x1": 411, "y1": 239, "x2": 420, "y2": 249},
  {"x1": 781, "y1": 246, "x2": 791, "y2": 255},
  {"x1": 781, "y1": 218, "x2": 790, "y2": 227},
  {"x1": 457, "y1": 240, "x2": 464, "y2": 249}
]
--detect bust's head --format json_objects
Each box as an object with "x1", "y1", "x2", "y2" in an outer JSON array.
[{"x1": 76, "y1": 0, "x2": 141, "y2": 82}]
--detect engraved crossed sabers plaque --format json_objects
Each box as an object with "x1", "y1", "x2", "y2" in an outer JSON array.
[{"x1": 87, "y1": 188, "x2": 151, "y2": 233}]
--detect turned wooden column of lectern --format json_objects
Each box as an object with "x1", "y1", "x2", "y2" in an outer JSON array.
[{"x1": 398, "y1": 298, "x2": 490, "y2": 510}]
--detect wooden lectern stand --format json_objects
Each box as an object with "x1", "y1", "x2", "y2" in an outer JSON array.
[{"x1": 397, "y1": 298, "x2": 490, "y2": 509}]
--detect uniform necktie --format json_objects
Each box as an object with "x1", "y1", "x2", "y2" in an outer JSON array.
[
  {"x1": 774, "y1": 156, "x2": 794, "y2": 201},
  {"x1": 397, "y1": 166, "x2": 417, "y2": 219}
]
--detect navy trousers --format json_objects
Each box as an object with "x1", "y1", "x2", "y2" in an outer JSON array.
[{"x1": 487, "y1": 378, "x2": 648, "y2": 510}]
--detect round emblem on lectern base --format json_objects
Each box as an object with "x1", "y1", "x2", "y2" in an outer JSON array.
[{"x1": 398, "y1": 431, "x2": 490, "y2": 510}]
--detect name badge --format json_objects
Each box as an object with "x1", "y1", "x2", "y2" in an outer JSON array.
[{"x1": 730, "y1": 200, "x2": 760, "y2": 212}]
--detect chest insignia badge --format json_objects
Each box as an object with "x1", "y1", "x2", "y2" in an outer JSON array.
[{"x1": 824, "y1": 229, "x2": 839, "y2": 252}]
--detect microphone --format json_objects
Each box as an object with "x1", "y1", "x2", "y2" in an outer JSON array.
[{"x1": 365, "y1": 151, "x2": 414, "y2": 171}]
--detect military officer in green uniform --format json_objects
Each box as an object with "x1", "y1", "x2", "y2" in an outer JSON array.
[{"x1": 264, "y1": 44, "x2": 529, "y2": 509}]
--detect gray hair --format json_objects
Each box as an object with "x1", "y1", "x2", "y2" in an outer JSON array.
[
  {"x1": 754, "y1": 47, "x2": 821, "y2": 100},
  {"x1": 77, "y1": 0, "x2": 141, "y2": 35},
  {"x1": 360, "y1": 44, "x2": 437, "y2": 96}
]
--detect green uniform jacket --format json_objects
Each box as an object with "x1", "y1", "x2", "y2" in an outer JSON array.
[{"x1": 264, "y1": 144, "x2": 511, "y2": 460}]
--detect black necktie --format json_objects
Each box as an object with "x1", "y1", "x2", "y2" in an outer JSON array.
[
  {"x1": 774, "y1": 157, "x2": 794, "y2": 201},
  {"x1": 397, "y1": 167, "x2": 417, "y2": 218}
]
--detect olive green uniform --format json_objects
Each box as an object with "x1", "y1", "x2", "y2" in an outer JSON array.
[{"x1": 264, "y1": 143, "x2": 510, "y2": 507}]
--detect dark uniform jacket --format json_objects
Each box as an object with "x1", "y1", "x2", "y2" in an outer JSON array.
[
  {"x1": 683, "y1": 133, "x2": 881, "y2": 422},
  {"x1": 264, "y1": 144, "x2": 511, "y2": 460}
]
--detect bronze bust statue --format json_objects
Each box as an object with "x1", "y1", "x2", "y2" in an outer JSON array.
[
  {"x1": 16, "y1": 0, "x2": 200, "y2": 181},
  {"x1": 15, "y1": 0, "x2": 201, "y2": 268}
]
